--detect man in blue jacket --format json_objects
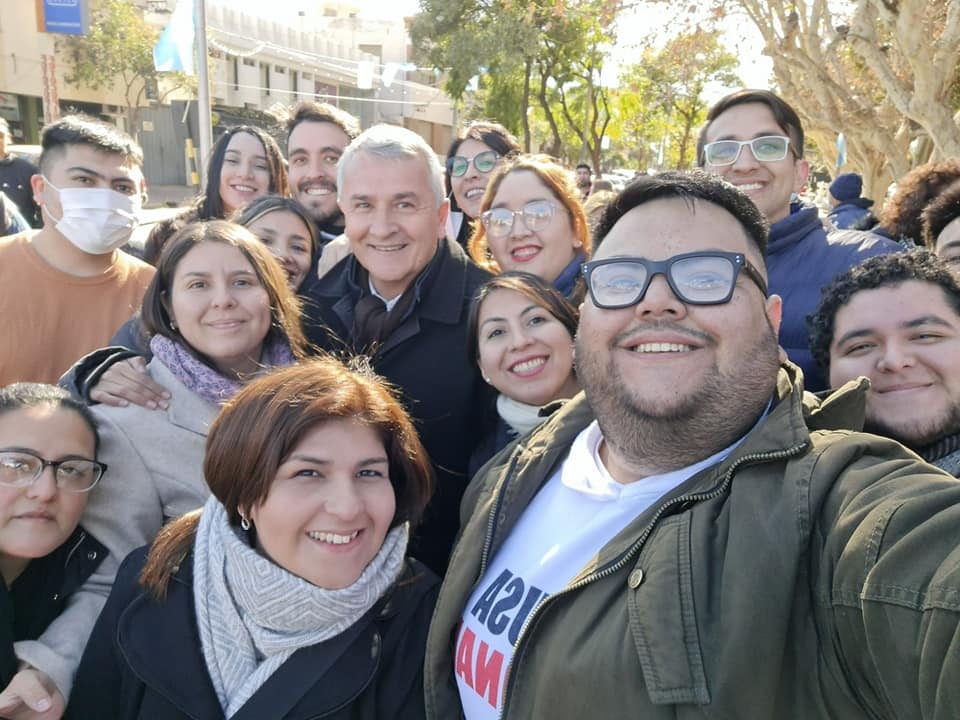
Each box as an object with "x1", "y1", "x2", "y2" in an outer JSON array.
[
  {"x1": 697, "y1": 90, "x2": 900, "y2": 391},
  {"x1": 827, "y1": 172, "x2": 876, "y2": 230}
]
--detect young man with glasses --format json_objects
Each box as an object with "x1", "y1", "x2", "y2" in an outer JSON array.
[
  {"x1": 425, "y1": 171, "x2": 960, "y2": 720},
  {"x1": 697, "y1": 89, "x2": 899, "y2": 391}
]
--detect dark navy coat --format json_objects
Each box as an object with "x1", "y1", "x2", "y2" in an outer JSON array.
[
  {"x1": 66, "y1": 547, "x2": 439, "y2": 720},
  {"x1": 828, "y1": 198, "x2": 875, "y2": 230},
  {"x1": 767, "y1": 204, "x2": 900, "y2": 391},
  {"x1": 0, "y1": 527, "x2": 105, "y2": 688}
]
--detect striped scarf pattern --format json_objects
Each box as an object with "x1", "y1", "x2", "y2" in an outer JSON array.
[{"x1": 193, "y1": 497, "x2": 408, "y2": 717}]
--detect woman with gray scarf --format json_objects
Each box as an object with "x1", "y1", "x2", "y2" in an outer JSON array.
[{"x1": 66, "y1": 358, "x2": 438, "y2": 720}]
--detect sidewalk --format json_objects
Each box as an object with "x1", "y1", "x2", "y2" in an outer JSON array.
[{"x1": 146, "y1": 184, "x2": 197, "y2": 209}]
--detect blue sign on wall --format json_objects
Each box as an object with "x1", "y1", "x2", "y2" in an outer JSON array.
[{"x1": 40, "y1": 0, "x2": 90, "y2": 36}]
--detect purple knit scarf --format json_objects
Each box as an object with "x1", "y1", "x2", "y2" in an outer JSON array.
[{"x1": 150, "y1": 334, "x2": 295, "y2": 405}]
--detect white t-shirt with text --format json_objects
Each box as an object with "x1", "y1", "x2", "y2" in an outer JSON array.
[{"x1": 455, "y1": 421, "x2": 745, "y2": 719}]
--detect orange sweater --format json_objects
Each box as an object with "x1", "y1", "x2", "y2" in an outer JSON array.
[{"x1": 0, "y1": 232, "x2": 155, "y2": 385}]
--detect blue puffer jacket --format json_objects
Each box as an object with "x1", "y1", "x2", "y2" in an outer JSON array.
[
  {"x1": 828, "y1": 198, "x2": 875, "y2": 230},
  {"x1": 768, "y1": 203, "x2": 900, "y2": 391}
]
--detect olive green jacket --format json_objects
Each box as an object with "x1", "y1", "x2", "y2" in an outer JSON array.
[{"x1": 425, "y1": 366, "x2": 960, "y2": 719}]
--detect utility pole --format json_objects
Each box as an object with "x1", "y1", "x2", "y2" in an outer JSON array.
[{"x1": 195, "y1": 0, "x2": 212, "y2": 186}]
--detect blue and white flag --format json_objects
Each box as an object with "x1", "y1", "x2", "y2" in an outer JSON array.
[
  {"x1": 154, "y1": 0, "x2": 196, "y2": 74},
  {"x1": 835, "y1": 132, "x2": 847, "y2": 171}
]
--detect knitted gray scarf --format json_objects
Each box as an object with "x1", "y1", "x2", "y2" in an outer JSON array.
[{"x1": 193, "y1": 496, "x2": 408, "y2": 717}]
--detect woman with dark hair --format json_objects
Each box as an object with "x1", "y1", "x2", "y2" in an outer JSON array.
[
  {"x1": 98, "y1": 195, "x2": 318, "y2": 359},
  {"x1": 233, "y1": 195, "x2": 319, "y2": 293},
  {"x1": 199, "y1": 125, "x2": 288, "y2": 220},
  {"x1": 68, "y1": 359, "x2": 438, "y2": 719},
  {"x1": 467, "y1": 272, "x2": 580, "y2": 475},
  {"x1": 0, "y1": 383, "x2": 105, "y2": 716},
  {"x1": 469, "y1": 154, "x2": 591, "y2": 300},
  {"x1": 445, "y1": 121, "x2": 521, "y2": 248},
  {"x1": 55, "y1": 222, "x2": 308, "y2": 692},
  {"x1": 142, "y1": 126, "x2": 289, "y2": 261}
]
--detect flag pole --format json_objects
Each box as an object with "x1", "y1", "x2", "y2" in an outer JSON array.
[{"x1": 195, "y1": 0, "x2": 212, "y2": 187}]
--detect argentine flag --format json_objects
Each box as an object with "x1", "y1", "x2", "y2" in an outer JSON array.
[
  {"x1": 154, "y1": 0, "x2": 196, "y2": 75},
  {"x1": 835, "y1": 133, "x2": 847, "y2": 171}
]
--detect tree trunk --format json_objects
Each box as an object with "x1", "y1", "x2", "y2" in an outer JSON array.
[
  {"x1": 536, "y1": 61, "x2": 563, "y2": 157},
  {"x1": 521, "y1": 57, "x2": 532, "y2": 153}
]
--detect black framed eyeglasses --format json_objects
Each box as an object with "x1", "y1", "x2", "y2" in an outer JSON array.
[
  {"x1": 0, "y1": 449, "x2": 106, "y2": 493},
  {"x1": 702, "y1": 135, "x2": 794, "y2": 166},
  {"x1": 581, "y1": 251, "x2": 768, "y2": 309},
  {"x1": 481, "y1": 199, "x2": 558, "y2": 239},
  {"x1": 447, "y1": 150, "x2": 500, "y2": 178}
]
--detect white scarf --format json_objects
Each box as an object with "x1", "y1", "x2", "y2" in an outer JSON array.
[
  {"x1": 193, "y1": 496, "x2": 408, "y2": 717},
  {"x1": 496, "y1": 393, "x2": 546, "y2": 437}
]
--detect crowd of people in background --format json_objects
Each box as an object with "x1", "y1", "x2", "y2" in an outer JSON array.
[{"x1": 0, "y1": 84, "x2": 959, "y2": 719}]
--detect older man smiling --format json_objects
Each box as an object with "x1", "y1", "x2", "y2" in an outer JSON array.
[{"x1": 303, "y1": 124, "x2": 492, "y2": 575}]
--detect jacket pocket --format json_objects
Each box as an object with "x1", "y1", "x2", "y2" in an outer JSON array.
[{"x1": 626, "y1": 514, "x2": 710, "y2": 705}]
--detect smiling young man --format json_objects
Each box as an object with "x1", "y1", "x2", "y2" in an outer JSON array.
[
  {"x1": 697, "y1": 90, "x2": 900, "y2": 391},
  {"x1": 425, "y1": 171, "x2": 960, "y2": 720},
  {"x1": 285, "y1": 102, "x2": 359, "y2": 244},
  {"x1": 303, "y1": 124, "x2": 491, "y2": 575},
  {"x1": 809, "y1": 250, "x2": 960, "y2": 476},
  {"x1": 0, "y1": 115, "x2": 154, "y2": 387}
]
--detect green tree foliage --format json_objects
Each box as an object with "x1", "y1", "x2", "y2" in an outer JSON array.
[
  {"x1": 613, "y1": 29, "x2": 740, "y2": 170},
  {"x1": 653, "y1": 0, "x2": 960, "y2": 198},
  {"x1": 411, "y1": 0, "x2": 619, "y2": 163},
  {"x1": 60, "y1": 0, "x2": 192, "y2": 138}
]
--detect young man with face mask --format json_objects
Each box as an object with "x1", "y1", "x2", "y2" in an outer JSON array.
[{"x1": 0, "y1": 115, "x2": 154, "y2": 386}]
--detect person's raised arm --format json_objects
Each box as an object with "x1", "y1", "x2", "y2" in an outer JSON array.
[{"x1": 818, "y1": 440, "x2": 960, "y2": 719}]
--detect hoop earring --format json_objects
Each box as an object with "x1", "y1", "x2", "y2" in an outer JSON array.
[{"x1": 239, "y1": 512, "x2": 251, "y2": 531}]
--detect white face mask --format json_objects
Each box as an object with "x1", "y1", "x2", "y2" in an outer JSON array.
[{"x1": 43, "y1": 177, "x2": 141, "y2": 255}]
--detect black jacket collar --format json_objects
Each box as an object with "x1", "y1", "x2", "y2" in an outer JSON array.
[{"x1": 117, "y1": 554, "x2": 383, "y2": 720}]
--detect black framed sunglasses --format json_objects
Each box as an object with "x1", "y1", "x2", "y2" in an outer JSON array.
[
  {"x1": 581, "y1": 251, "x2": 768, "y2": 309},
  {"x1": 447, "y1": 150, "x2": 500, "y2": 178}
]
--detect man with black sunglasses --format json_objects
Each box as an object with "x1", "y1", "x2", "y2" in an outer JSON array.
[
  {"x1": 425, "y1": 170, "x2": 960, "y2": 720},
  {"x1": 697, "y1": 89, "x2": 899, "y2": 391}
]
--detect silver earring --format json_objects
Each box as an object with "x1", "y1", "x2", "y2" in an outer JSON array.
[
  {"x1": 240, "y1": 513, "x2": 251, "y2": 531},
  {"x1": 482, "y1": 374, "x2": 492, "y2": 384}
]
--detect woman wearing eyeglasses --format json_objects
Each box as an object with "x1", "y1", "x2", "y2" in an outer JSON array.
[
  {"x1": 444, "y1": 122, "x2": 521, "y2": 248},
  {"x1": 0, "y1": 383, "x2": 105, "y2": 707},
  {"x1": 469, "y1": 154, "x2": 591, "y2": 300}
]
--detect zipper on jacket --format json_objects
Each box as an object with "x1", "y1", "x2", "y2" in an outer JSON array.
[
  {"x1": 478, "y1": 453, "x2": 523, "y2": 577},
  {"x1": 62, "y1": 530, "x2": 87, "y2": 570},
  {"x1": 495, "y1": 441, "x2": 809, "y2": 719}
]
